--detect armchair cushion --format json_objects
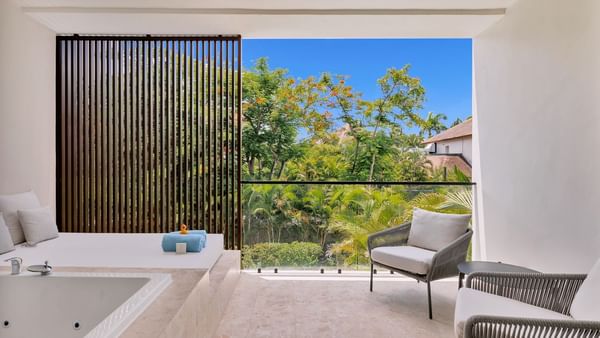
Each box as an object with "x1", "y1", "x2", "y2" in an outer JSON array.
[
  {"x1": 370, "y1": 245, "x2": 435, "y2": 275},
  {"x1": 570, "y1": 258, "x2": 600, "y2": 321},
  {"x1": 455, "y1": 288, "x2": 571, "y2": 338},
  {"x1": 407, "y1": 208, "x2": 471, "y2": 251}
]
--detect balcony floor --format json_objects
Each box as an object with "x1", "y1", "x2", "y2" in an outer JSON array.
[{"x1": 216, "y1": 271, "x2": 457, "y2": 338}]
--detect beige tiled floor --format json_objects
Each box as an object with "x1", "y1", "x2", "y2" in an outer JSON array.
[{"x1": 216, "y1": 272, "x2": 458, "y2": 338}]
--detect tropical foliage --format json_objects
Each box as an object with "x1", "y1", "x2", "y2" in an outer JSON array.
[{"x1": 241, "y1": 58, "x2": 472, "y2": 268}]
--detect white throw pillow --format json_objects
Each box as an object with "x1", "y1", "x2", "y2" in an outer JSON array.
[
  {"x1": 18, "y1": 206, "x2": 59, "y2": 245},
  {"x1": 0, "y1": 191, "x2": 41, "y2": 244},
  {"x1": 0, "y1": 213, "x2": 15, "y2": 254},
  {"x1": 407, "y1": 208, "x2": 471, "y2": 251},
  {"x1": 570, "y1": 258, "x2": 600, "y2": 321}
]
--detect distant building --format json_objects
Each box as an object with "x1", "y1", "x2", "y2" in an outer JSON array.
[{"x1": 422, "y1": 118, "x2": 472, "y2": 176}]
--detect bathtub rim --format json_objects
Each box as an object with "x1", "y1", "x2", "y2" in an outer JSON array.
[{"x1": 0, "y1": 271, "x2": 172, "y2": 338}]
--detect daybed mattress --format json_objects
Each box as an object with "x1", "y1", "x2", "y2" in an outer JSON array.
[{"x1": 0, "y1": 233, "x2": 223, "y2": 270}]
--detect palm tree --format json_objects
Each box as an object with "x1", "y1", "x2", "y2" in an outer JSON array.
[
  {"x1": 329, "y1": 186, "x2": 408, "y2": 266},
  {"x1": 300, "y1": 185, "x2": 344, "y2": 248},
  {"x1": 421, "y1": 111, "x2": 448, "y2": 138}
]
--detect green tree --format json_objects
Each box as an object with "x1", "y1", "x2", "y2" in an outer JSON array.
[
  {"x1": 362, "y1": 66, "x2": 425, "y2": 181},
  {"x1": 242, "y1": 58, "x2": 305, "y2": 179},
  {"x1": 421, "y1": 111, "x2": 448, "y2": 138}
]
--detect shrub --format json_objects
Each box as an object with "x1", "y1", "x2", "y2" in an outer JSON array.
[{"x1": 242, "y1": 242, "x2": 323, "y2": 268}]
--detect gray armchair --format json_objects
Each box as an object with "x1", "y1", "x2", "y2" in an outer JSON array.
[
  {"x1": 456, "y1": 271, "x2": 600, "y2": 338},
  {"x1": 368, "y1": 222, "x2": 473, "y2": 319}
]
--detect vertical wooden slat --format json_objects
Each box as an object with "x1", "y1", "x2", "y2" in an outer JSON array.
[
  {"x1": 108, "y1": 40, "x2": 114, "y2": 233},
  {"x1": 167, "y1": 41, "x2": 172, "y2": 232},
  {"x1": 83, "y1": 40, "x2": 89, "y2": 232},
  {"x1": 195, "y1": 41, "x2": 200, "y2": 230},
  {"x1": 123, "y1": 41, "x2": 132, "y2": 232},
  {"x1": 181, "y1": 41, "x2": 190, "y2": 224},
  {"x1": 67, "y1": 39, "x2": 73, "y2": 232},
  {"x1": 77, "y1": 40, "x2": 84, "y2": 233},
  {"x1": 231, "y1": 39, "x2": 236, "y2": 247},
  {"x1": 237, "y1": 38, "x2": 243, "y2": 249},
  {"x1": 97, "y1": 40, "x2": 103, "y2": 233},
  {"x1": 191, "y1": 41, "x2": 196, "y2": 229},
  {"x1": 152, "y1": 41, "x2": 161, "y2": 232},
  {"x1": 182, "y1": 41, "x2": 188, "y2": 227},
  {"x1": 57, "y1": 36, "x2": 242, "y2": 248},
  {"x1": 141, "y1": 40, "x2": 146, "y2": 234},
  {"x1": 207, "y1": 40, "x2": 212, "y2": 234},
  {"x1": 111, "y1": 40, "x2": 116, "y2": 233},
  {"x1": 90, "y1": 40, "x2": 96, "y2": 233},
  {"x1": 161, "y1": 41, "x2": 167, "y2": 233},
  {"x1": 116, "y1": 41, "x2": 126, "y2": 232},
  {"x1": 212, "y1": 40, "x2": 218, "y2": 235},
  {"x1": 135, "y1": 40, "x2": 140, "y2": 232},
  {"x1": 67, "y1": 40, "x2": 73, "y2": 232},
  {"x1": 176, "y1": 41, "x2": 181, "y2": 228},
  {"x1": 113, "y1": 40, "x2": 118, "y2": 233},
  {"x1": 74, "y1": 40, "x2": 81, "y2": 232},
  {"x1": 218, "y1": 40, "x2": 223, "y2": 235},
  {"x1": 224, "y1": 40, "x2": 230, "y2": 248},
  {"x1": 201, "y1": 41, "x2": 206, "y2": 231},
  {"x1": 57, "y1": 40, "x2": 65, "y2": 232},
  {"x1": 103, "y1": 40, "x2": 109, "y2": 233},
  {"x1": 170, "y1": 42, "x2": 180, "y2": 229}
]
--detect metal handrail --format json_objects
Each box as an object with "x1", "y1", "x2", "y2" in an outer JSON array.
[{"x1": 241, "y1": 180, "x2": 475, "y2": 186}]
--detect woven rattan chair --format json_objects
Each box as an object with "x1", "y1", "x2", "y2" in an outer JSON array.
[
  {"x1": 456, "y1": 271, "x2": 600, "y2": 338},
  {"x1": 368, "y1": 222, "x2": 473, "y2": 319}
]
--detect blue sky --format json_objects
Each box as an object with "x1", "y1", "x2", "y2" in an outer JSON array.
[{"x1": 243, "y1": 39, "x2": 472, "y2": 127}]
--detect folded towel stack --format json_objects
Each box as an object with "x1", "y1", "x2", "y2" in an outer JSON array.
[{"x1": 162, "y1": 230, "x2": 207, "y2": 253}]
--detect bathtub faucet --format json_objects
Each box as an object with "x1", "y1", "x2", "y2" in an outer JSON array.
[
  {"x1": 27, "y1": 260, "x2": 53, "y2": 276},
  {"x1": 4, "y1": 257, "x2": 22, "y2": 275}
]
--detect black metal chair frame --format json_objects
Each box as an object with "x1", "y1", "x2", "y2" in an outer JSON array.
[{"x1": 368, "y1": 222, "x2": 473, "y2": 319}]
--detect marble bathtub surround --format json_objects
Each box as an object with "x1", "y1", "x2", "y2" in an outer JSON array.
[{"x1": 0, "y1": 250, "x2": 241, "y2": 338}]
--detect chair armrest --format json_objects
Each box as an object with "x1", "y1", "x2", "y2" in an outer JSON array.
[
  {"x1": 466, "y1": 272, "x2": 587, "y2": 315},
  {"x1": 367, "y1": 223, "x2": 411, "y2": 253},
  {"x1": 464, "y1": 315, "x2": 600, "y2": 338},
  {"x1": 429, "y1": 229, "x2": 473, "y2": 281}
]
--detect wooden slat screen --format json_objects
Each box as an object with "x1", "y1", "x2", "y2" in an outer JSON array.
[{"x1": 56, "y1": 35, "x2": 242, "y2": 249}]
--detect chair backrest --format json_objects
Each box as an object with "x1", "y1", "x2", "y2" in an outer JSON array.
[
  {"x1": 570, "y1": 257, "x2": 600, "y2": 321},
  {"x1": 407, "y1": 208, "x2": 471, "y2": 252}
]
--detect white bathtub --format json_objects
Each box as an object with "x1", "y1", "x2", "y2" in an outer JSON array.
[{"x1": 0, "y1": 272, "x2": 171, "y2": 338}]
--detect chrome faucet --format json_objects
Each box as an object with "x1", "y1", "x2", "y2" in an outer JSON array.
[
  {"x1": 4, "y1": 257, "x2": 22, "y2": 275},
  {"x1": 27, "y1": 260, "x2": 52, "y2": 276}
]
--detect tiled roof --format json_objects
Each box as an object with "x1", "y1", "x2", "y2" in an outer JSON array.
[{"x1": 423, "y1": 118, "x2": 472, "y2": 144}]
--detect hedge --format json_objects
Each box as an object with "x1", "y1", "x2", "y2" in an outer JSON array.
[{"x1": 242, "y1": 242, "x2": 323, "y2": 268}]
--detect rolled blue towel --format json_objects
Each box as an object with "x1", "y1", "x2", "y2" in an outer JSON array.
[
  {"x1": 162, "y1": 231, "x2": 206, "y2": 252},
  {"x1": 188, "y1": 230, "x2": 207, "y2": 248}
]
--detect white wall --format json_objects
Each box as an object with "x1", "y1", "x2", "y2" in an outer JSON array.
[
  {"x1": 473, "y1": 0, "x2": 600, "y2": 272},
  {"x1": 434, "y1": 136, "x2": 472, "y2": 164},
  {"x1": 0, "y1": 1, "x2": 56, "y2": 211}
]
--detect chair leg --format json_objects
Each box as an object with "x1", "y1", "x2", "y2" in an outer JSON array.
[
  {"x1": 427, "y1": 281, "x2": 433, "y2": 320},
  {"x1": 370, "y1": 263, "x2": 374, "y2": 292}
]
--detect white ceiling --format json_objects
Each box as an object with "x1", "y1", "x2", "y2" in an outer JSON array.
[{"x1": 17, "y1": 0, "x2": 517, "y2": 38}]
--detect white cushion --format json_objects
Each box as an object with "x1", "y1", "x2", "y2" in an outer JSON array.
[
  {"x1": 0, "y1": 191, "x2": 41, "y2": 244},
  {"x1": 0, "y1": 213, "x2": 15, "y2": 254},
  {"x1": 18, "y1": 207, "x2": 59, "y2": 245},
  {"x1": 370, "y1": 245, "x2": 436, "y2": 275},
  {"x1": 570, "y1": 257, "x2": 600, "y2": 321},
  {"x1": 455, "y1": 288, "x2": 571, "y2": 338},
  {"x1": 407, "y1": 208, "x2": 471, "y2": 251}
]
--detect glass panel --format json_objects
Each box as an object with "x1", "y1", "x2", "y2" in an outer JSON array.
[{"x1": 242, "y1": 183, "x2": 473, "y2": 271}]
